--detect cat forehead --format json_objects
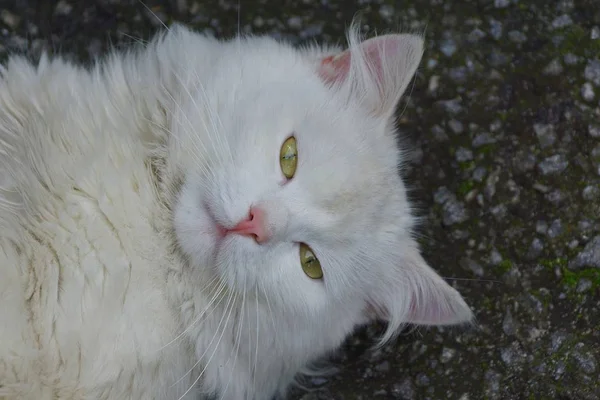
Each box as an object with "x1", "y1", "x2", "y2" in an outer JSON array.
[{"x1": 212, "y1": 38, "x2": 322, "y2": 92}]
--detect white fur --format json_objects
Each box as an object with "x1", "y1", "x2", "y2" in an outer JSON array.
[{"x1": 0, "y1": 22, "x2": 472, "y2": 400}]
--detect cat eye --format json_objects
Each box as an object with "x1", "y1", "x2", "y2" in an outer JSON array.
[
  {"x1": 299, "y1": 243, "x2": 323, "y2": 279},
  {"x1": 279, "y1": 136, "x2": 298, "y2": 179}
]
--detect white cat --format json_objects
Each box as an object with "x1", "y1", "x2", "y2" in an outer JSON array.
[{"x1": 0, "y1": 21, "x2": 472, "y2": 400}]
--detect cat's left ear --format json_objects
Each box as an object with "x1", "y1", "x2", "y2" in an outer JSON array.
[
  {"x1": 365, "y1": 243, "x2": 473, "y2": 341},
  {"x1": 317, "y1": 30, "x2": 424, "y2": 119}
]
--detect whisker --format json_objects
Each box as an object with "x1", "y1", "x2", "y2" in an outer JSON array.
[
  {"x1": 141, "y1": 111, "x2": 209, "y2": 180},
  {"x1": 158, "y1": 277, "x2": 226, "y2": 352},
  {"x1": 159, "y1": 85, "x2": 215, "y2": 176},
  {"x1": 171, "y1": 70, "x2": 228, "y2": 169},
  {"x1": 219, "y1": 275, "x2": 246, "y2": 399},
  {"x1": 177, "y1": 288, "x2": 238, "y2": 400},
  {"x1": 189, "y1": 72, "x2": 234, "y2": 165},
  {"x1": 442, "y1": 277, "x2": 503, "y2": 284},
  {"x1": 237, "y1": 0, "x2": 241, "y2": 37},
  {"x1": 173, "y1": 285, "x2": 234, "y2": 388},
  {"x1": 139, "y1": 0, "x2": 170, "y2": 31},
  {"x1": 261, "y1": 282, "x2": 277, "y2": 337},
  {"x1": 118, "y1": 32, "x2": 149, "y2": 47},
  {"x1": 253, "y1": 283, "x2": 259, "y2": 399}
]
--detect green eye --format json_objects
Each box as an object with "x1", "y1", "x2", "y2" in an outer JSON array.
[
  {"x1": 299, "y1": 243, "x2": 323, "y2": 280},
  {"x1": 280, "y1": 136, "x2": 298, "y2": 179}
]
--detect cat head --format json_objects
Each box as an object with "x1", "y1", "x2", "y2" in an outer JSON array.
[{"x1": 167, "y1": 23, "x2": 472, "y2": 344}]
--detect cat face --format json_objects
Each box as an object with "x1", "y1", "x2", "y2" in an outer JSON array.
[{"x1": 170, "y1": 25, "x2": 472, "y2": 341}]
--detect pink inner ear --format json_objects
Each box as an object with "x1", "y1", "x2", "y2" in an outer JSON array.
[
  {"x1": 367, "y1": 290, "x2": 461, "y2": 326},
  {"x1": 408, "y1": 294, "x2": 440, "y2": 324},
  {"x1": 366, "y1": 296, "x2": 442, "y2": 324},
  {"x1": 317, "y1": 37, "x2": 398, "y2": 86},
  {"x1": 318, "y1": 52, "x2": 352, "y2": 84},
  {"x1": 407, "y1": 290, "x2": 462, "y2": 326}
]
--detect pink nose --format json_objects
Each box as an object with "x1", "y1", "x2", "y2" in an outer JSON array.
[{"x1": 228, "y1": 207, "x2": 270, "y2": 243}]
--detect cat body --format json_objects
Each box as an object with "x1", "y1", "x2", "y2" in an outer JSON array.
[{"x1": 0, "y1": 23, "x2": 472, "y2": 400}]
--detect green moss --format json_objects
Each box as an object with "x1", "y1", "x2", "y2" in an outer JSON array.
[
  {"x1": 563, "y1": 268, "x2": 600, "y2": 288},
  {"x1": 540, "y1": 257, "x2": 568, "y2": 270},
  {"x1": 498, "y1": 259, "x2": 513, "y2": 273},
  {"x1": 532, "y1": 289, "x2": 552, "y2": 308},
  {"x1": 457, "y1": 180, "x2": 475, "y2": 196},
  {"x1": 480, "y1": 296, "x2": 493, "y2": 309},
  {"x1": 558, "y1": 24, "x2": 600, "y2": 57},
  {"x1": 561, "y1": 269, "x2": 579, "y2": 287},
  {"x1": 497, "y1": 110, "x2": 509, "y2": 122},
  {"x1": 540, "y1": 257, "x2": 600, "y2": 289},
  {"x1": 458, "y1": 160, "x2": 476, "y2": 171},
  {"x1": 477, "y1": 143, "x2": 496, "y2": 156}
]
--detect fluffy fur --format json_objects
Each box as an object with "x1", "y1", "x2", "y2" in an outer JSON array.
[{"x1": 0, "y1": 22, "x2": 472, "y2": 400}]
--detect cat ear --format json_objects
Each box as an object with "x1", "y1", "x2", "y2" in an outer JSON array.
[
  {"x1": 317, "y1": 30, "x2": 424, "y2": 119},
  {"x1": 366, "y1": 244, "x2": 472, "y2": 339}
]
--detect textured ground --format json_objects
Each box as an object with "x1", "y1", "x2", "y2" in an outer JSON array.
[{"x1": 2, "y1": 0, "x2": 599, "y2": 399}]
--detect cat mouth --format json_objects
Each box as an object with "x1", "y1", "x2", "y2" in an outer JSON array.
[{"x1": 203, "y1": 202, "x2": 227, "y2": 239}]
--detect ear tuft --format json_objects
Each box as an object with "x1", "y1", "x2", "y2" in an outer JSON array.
[{"x1": 317, "y1": 26, "x2": 425, "y2": 118}]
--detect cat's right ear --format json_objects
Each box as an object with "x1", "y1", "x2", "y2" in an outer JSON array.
[{"x1": 316, "y1": 26, "x2": 424, "y2": 120}]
